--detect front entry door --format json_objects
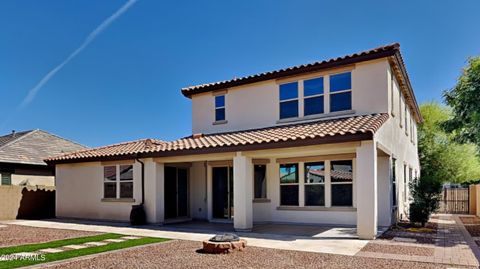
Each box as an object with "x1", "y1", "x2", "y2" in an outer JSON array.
[
  {"x1": 165, "y1": 166, "x2": 189, "y2": 219},
  {"x1": 212, "y1": 167, "x2": 233, "y2": 219}
]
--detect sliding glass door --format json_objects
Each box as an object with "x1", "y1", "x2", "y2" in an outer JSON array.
[
  {"x1": 165, "y1": 166, "x2": 189, "y2": 219},
  {"x1": 212, "y1": 167, "x2": 233, "y2": 219}
]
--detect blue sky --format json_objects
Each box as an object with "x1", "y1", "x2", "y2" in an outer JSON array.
[{"x1": 1, "y1": 0, "x2": 479, "y2": 147}]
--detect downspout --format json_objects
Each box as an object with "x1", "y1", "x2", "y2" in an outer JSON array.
[
  {"x1": 136, "y1": 158, "x2": 145, "y2": 205},
  {"x1": 130, "y1": 157, "x2": 146, "y2": 225}
]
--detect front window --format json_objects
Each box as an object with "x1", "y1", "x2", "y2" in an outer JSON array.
[
  {"x1": 279, "y1": 82, "x2": 299, "y2": 119},
  {"x1": 215, "y1": 95, "x2": 226, "y2": 121},
  {"x1": 254, "y1": 165, "x2": 267, "y2": 199},
  {"x1": 104, "y1": 165, "x2": 134, "y2": 199},
  {"x1": 1, "y1": 173, "x2": 12, "y2": 185},
  {"x1": 279, "y1": 163, "x2": 299, "y2": 205},
  {"x1": 330, "y1": 72, "x2": 352, "y2": 112},
  {"x1": 303, "y1": 77, "x2": 324, "y2": 116},
  {"x1": 331, "y1": 160, "x2": 353, "y2": 206},
  {"x1": 304, "y1": 162, "x2": 325, "y2": 206}
]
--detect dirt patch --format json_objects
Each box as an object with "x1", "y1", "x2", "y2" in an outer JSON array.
[
  {"x1": 360, "y1": 242, "x2": 434, "y2": 256},
  {"x1": 46, "y1": 240, "x2": 458, "y2": 269},
  {"x1": 465, "y1": 225, "x2": 480, "y2": 237},
  {"x1": 460, "y1": 216, "x2": 480, "y2": 225},
  {"x1": 0, "y1": 224, "x2": 100, "y2": 247}
]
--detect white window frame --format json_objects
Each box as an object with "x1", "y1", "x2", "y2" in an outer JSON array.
[
  {"x1": 279, "y1": 163, "x2": 299, "y2": 206},
  {"x1": 304, "y1": 161, "x2": 326, "y2": 206},
  {"x1": 329, "y1": 72, "x2": 352, "y2": 113},
  {"x1": 214, "y1": 95, "x2": 226, "y2": 122},
  {"x1": 303, "y1": 77, "x2": 325, "y2": 116},
  {"x1": 279, "y1": 82, "x2": 299, "y2": 120},
  {"x1": 103, "y1": 164, "x2": 134, "y2": 199}
]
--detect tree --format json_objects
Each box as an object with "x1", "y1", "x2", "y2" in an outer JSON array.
[
  {"x1": 444, "y1": 57, "x2": 480, "y2": 150},
  {"x1": 419, "y1": 102, "x2": 480, "y2": 183}
]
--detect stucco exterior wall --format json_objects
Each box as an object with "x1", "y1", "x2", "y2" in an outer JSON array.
[
  {"x1": 190, "y1": 161, "x2": 207, "y2": 220},
  {"x1": 56, "y1": 161, "x2": 142, "y2": 221},
  {"x1": 11, "y1": 174, "x2": 54, "y2": 186},
  {"x1": 191, "y1": 59, "x2": 389, "y2": 134}
]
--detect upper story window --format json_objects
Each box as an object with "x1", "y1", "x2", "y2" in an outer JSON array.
[
  {"x1": 405, "y1": 106, "x2": 409, "y2": 135},
  {"x1": 304, "y1": 77, "x2": 324, "y2": 116},
  {"x1": 215, "y1": 95, "x2": 226, "y2": 122},
  {"x1": 330, "y1": 72, "x2": 352, "y2": 112},
  {"x1": 279, "y1": 82, "x2": 299, "y2": 119}
]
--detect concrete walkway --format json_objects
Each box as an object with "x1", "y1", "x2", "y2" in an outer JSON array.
[{"x1": 1, "y1": 219, "x2": 382, "y2": 256}]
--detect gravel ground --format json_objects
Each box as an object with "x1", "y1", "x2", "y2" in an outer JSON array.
[
  {"x1": 465, "y1": 225, "x2": 480, "y2": 237},
  {"x1": 46, "y1": 240, "x2": 456, "y2": 269},
  {"x1": 0, "y1": 224, "x2": 100, "y2": 247},
  {"x1": 460, "y1": 216, "x2": 480, "y2": 225},
  {"x1": 360, "y1": 242, "x2": 434, "y2": 256}
]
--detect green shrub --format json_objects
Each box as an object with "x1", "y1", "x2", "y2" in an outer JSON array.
[{"x1": 408, "y1": 175, "x2": 442, "y2": 227}]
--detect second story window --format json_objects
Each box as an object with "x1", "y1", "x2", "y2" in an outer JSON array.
[
  {"x1": 304, "y1": 77, "x2": 324, "y2": 116},
  {"x1": 330, "y1": 72, "x2": 352, "y2": 112},
  {"x1": 215, "y1": 95, "x2": 226, "y2": 122},
  {"x1": 279, "y1": 82, "x2": 299, "y2": 119}
]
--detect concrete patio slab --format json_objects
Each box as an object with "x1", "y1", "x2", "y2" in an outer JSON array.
[
  {"x1": 1, "y1": 219, "x2": 384, "y2": 256},
  {"x1": 38, "y1": 248, "x2": 64, "y2": 253}
]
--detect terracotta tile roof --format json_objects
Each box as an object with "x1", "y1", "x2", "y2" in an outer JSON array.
[
  {"x1": 0, "y1": 129, "x2": 86, "y2": 166},
  {"x1": 181, "y1": 43, "x2": 422, "y2": 123},
  {"x1": 46, "y1": 114, "x2": 389, "y2": 164},
  {"x1": 182, "y1": 43, "x2": 400, "y2": 97}
]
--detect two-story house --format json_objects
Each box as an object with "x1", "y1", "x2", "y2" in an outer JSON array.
[{"x1": 46, "y1": 43, "x2": 421, "y2": 240}]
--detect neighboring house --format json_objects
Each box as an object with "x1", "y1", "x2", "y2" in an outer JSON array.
[
  {"x1": 0, "y1": 130, "x2": 86, "y2": 186},
  {"x1": 46, "y1": 43, "x2": 421, "y2": 240}
]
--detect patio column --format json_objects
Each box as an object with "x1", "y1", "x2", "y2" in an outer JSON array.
[
  {"x1": 356, "y1": 140, "x2": 378, "y2": 239},
  {"x1": 233, "y1": 152, "x2": 253, "y2": 231},
  {"x1": 144, "y1": 160, "x2": 164, "y2": 224}
]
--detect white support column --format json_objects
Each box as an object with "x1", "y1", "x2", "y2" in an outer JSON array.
[
  {"x1": 144, "y1": 160, "x2": 164, "y2": 224},
  {"x1": 233, "y1": 152, "x2": 253, "y2": 231},
  {"x1": 356, "y1": 140, "x2": 378, "y2": 239}
]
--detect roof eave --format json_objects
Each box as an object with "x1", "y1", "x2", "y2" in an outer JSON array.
[{"x1": 45, "y1": 131, "x2": 374, "y2": 165}]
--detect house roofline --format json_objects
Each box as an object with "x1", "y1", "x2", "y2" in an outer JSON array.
[{"x1": 45, "y1": 132, "x2": 373, "y2": 165}]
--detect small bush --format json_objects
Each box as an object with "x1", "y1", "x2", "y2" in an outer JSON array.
[{"x1": 408, "y1": 175, "x2": 442, "y2": 227}]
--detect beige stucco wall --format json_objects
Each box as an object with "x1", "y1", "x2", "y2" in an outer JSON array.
[
  {"x1": 11, "y1": 174, "x2": 54, "y2": 186},
  {"x1": 0, "y1": 185, "x2": 23, "y2": 219},
  {"x1": 56, "y1": 161, "x2": 142, "y2": 222},
  {"x1": 191, "y1": 59, "x2": 389, "y2": 134}
]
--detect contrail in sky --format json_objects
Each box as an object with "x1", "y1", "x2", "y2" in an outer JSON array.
[{"x1": 18, "y1": 0, "x2": 139, "y2": 110}]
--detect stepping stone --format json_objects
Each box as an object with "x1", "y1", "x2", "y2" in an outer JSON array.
[
  {"x1": 0, "y1": 225, "x2": 7, "y2": 228},
  {"x1": 84, "y1": 242, "x2": 108, "y2": 246},
  {"x1": 104, "y1": 239, "x2": 126, "y2": 243},
  {"x1": 38, "y1": 248, "x2": 64, "y2": 253},
  {"x1": 63, "y1": 244, "x2": 88, "y2": 250},
  {"x1": 121, "y1": 236, "x2": 142, "y2": 240},
  {"x1": 393, "y1": 237, "x2": 417, "y2": 243}
]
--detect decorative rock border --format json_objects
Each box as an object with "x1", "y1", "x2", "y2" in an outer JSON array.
[{"x1": 202, "y1": 239, "x2": 247, "y2": 254}]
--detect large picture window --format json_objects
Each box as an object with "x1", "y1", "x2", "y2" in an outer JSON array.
[
  {"x1": 254, "y1": 165, "x2": 267, "y2": 199},
  {"x1": 279, "y1": 82, "x2": 299, "y2": 119},
  {"x1": 104, "y1": 164, "x2": 134, "y2": 199},
  {"x1": 303, "y1": 77, "x2": 324, "y2": 116},
  {"x1": 330, "y1": 72, "x2": 352, "y2": 112},
  {"x1": 331, "y1": 160, "x2": 353, "y2": 206},
  {"x1": 279, "y1": 163, "x2": 299, "y2": 205},
  {"x1": 304, "y1": 162, "x2": 325, "y2": 206}
]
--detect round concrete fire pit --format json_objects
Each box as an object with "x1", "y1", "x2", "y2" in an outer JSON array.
[{"x1": 202, "y1": 233, "x2": 247, "y2": 254}]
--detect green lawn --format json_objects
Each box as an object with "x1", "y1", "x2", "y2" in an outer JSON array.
[{"x1": 0, "y1": 234, "x2": 169, "y2": 269}]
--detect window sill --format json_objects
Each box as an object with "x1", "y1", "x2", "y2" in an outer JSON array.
[
  {"x1": 253, "y1": 198, "x2": 271, "y2": 203},
  {"x1": 101, "y1": 198, "x2": 135, "y2": 203},
  {"x1": 276, "y1": 206, "x2": 356, "y2": 212},
  {"x1": 212, "y1": 120, "x2": 228, "y2": 125},
  {"x1": 276, "y1": 110, "x2": 355, "y2": 124}
]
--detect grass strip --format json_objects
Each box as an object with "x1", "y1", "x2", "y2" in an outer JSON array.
[
  {"x1": 0, "y1": 237, "x2": 168, "y2": 269},
  {"x1": 0, "y1": 233, "x2": 124, "y2": 255}
]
